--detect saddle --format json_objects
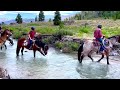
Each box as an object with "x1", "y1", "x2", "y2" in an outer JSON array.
[
  {"x1": 93, "y1": 39, "x2": 110, "y2": 47},
  {"x1": 93, "y1": 39, "x2": 101, "y2": 47}
]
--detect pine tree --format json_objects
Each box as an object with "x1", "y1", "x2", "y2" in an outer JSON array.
[
  {"x1": 38, "y1": 11, "x2": 45, "y2": 21},
  {"x1": 2, "y1": 22, "x2": 5, "y2": 25},
  {"x1": 35, "y1": 16, "x2": 38, "y2": 22},
  {"x1": 49, "y1": 18, "x2": 52, "y2": 22},
  {"x1": 53, "y1": 11, "x2": 61, "y2": 25},
  {"x1": 15, "y1": 13, "x2": 22, "y2": 24}
]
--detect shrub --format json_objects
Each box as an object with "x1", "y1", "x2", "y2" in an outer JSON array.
[{"x1": 54, "y1": 41, "x2": 64, "y2": 49}]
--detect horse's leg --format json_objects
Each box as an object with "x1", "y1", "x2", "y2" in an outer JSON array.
[
  {"x1": 97, "y1": 53, "x2": 104, "y2": 62},
  {"x1": 105, "y1": 50, "x2": 110, "y2": 65},
  {"x1": 106, "y1": 55, "x2": 109, "y2": 65},
  {"x1": 4, "y1": 44, "x2": 7, "y2": 49},
  {"x1": 21, "y1": 47, "x2": 24, "y2": 55},
  {"x1": 78, "y1": 43, "x2": 84, "y2": 62},
  {"x1": 16, "y1": 45, "x2": 21, "y2": 56},
  {"x1": 33, "y1": 50, "x2": 36, "y2": 58},
  {"x1": 88, "y1": 50, "x2": 94, "y2": 62},
  {"x1": 1, "y1": 46, "x2": 2, "y2": 50},
  {"x1": 80, "y1": 54, "x2": 84, "y2": 63}
]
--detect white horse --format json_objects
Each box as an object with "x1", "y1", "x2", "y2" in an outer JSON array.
[{"x1": 78, "y1": 36, "x2": 120, "y2": 65}]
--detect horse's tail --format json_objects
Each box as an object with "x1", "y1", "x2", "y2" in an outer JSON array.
[{"x1": 78, "y1": 42, "x2": 84, "y2": 61}]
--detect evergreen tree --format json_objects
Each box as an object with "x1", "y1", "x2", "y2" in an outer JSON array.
[
  {"x1": 38, "y1": 11, "x2": 45, "y2": 21},
  {"x1": 35, "y1": 16, "x2": 38, "y2": 22},
  {"x1": 15, "y1": 13, "x2": 22, "y2": 24},
  {"x1": 2, "y1": 22, "x2": 5, "y2": 25},
  {"x1": 49, "y1": 18, "x2": 52, "y2": 22},
  {"x1": 53, "y1": 11, "x2": 61, "y2": 25}
]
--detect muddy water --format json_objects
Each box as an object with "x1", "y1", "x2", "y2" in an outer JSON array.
[{"x1": 0, "y1": 40, "x2": 120, "y2": 79}]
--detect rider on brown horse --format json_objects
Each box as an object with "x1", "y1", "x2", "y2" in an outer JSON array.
[
  {"x1": 94, "y1": 25, "x2": 106, "y2": 54},
  {"x1": 28, "y1": 27, "x2": 36, "y2": 49}
]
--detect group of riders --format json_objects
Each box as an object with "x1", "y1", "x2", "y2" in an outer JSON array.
[
  {"x1": 0, "y1": 24, "x2": 105, "y2": 53},
  {"x1": 27, "y1": 24, "x2": 106, "y2": 53}
]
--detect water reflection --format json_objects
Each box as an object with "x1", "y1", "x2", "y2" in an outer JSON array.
[{"x1": 76, "y1": 62, "x2": 109, "y2": 79}]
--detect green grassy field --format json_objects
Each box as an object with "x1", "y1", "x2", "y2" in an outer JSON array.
[
  {"x1": 2, "y1": 20, "x2": 120, "y2": 52},
  {"x1": 2, "y1": 20, "x2": 120, "y2": 39}
]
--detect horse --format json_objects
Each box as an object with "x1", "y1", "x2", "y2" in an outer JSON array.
[
  {"x1": 0, "y1": 29, "x2": 12, "y2": 49},
  {"x1": 77, "y1": 36, "x2": 119, "y2": 65},
  {"x1": 1, "y1": 33, "x2": 14, "y2": 50},
  {"x1": 16, "y1": 34, "x2": 49, "y2": 58}
]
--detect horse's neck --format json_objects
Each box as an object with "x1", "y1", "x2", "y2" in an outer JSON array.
[{"x1": 0, "y1": 34, "x2": 7, "y2": 41}]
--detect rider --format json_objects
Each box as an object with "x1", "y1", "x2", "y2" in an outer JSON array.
[
  {"x1": 94, "y1": 25, "x2": 105, "y2": 53},
  {"x1": 28, "y1": 27, "x2": 36, "y2": 49}
]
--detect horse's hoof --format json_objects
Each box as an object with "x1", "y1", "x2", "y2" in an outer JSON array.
[
  {"x1": 97, "y1": 60, "x2": 100, "y2": 62},
  {"x1": 79, "y1": 61, "x2": 82, "y2": 63},
  {"x1": 107, "y1": 63, "x2": 110, "y2": 65}
]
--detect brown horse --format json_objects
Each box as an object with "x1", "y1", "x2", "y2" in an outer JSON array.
[
  {"x1": 77, "y1": 36, "x2": 119, "y2": 65},
  {"x1": 16, "y1": 34, "x2": 49, "y2": 58},
  {"x1": 0, "y1": 29, "x2": 12, "y2": 48},
  {"x1": 1, "y1": 32, "x2": 14, "y2": 50}
]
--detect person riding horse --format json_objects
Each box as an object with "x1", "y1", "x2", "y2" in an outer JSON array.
[
  {"x1": 28, "y1": 27, "x2": 36, "y2": 50},
  {"x1": 94, "y1": 25, "x2": 106, "y2": 54}
]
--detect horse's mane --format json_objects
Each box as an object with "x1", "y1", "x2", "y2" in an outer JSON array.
[
  {"x1": 108, "y1": 35, "x2": 120, "y2": 39},
  {"x1": 35, "y1": 40, "x2": 45, "y2": 49},
  {"x1": 1, "y1": 30, "x2": 6, "y2": 37}
]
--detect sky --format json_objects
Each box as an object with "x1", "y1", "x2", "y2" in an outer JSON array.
[{"x1": 0, "y1": 11, "x2": 81, "y2": 22}]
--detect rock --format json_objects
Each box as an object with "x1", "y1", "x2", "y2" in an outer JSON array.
[
  {"x1": 0, "y1": 67, "x2": 10, "y2": 79},
  {"x1": 113, "y1": 43, "x2": 120, "y2": 50},
  {"x1": 62, "y1": 36, "x2": 73, "y2": 42},
  {"x1": 62, "y1": 47, "x2": 71, "y2": 53},
  {"x1": 109, "y1": 50, "x2": 120, "y2": 56},
  {"x1": 62, "y1": 36, "x2": 82, "y2": 43}
]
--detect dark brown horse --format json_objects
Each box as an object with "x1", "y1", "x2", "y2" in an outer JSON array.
[
  {"x1": 77, "y1": 36, "x2": 120, "y2": 65},
  {"x1": 0, "y1": 29, "x2": 12, "y2": 48},
  {"x1": 16, "y1": 34, "x2": 49, "y2": 57}
]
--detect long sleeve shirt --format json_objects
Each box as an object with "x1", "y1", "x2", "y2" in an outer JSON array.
[{"x1": 94, "y1": 28, "x2": 103, "y2": 39}]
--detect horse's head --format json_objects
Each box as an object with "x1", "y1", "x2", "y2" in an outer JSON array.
[
  {"x1": 3, "y1": 29, "x2": 13, "y2": 36},
  {"x1": 43, "y1": 45, "x2": 49, "y2": 55},
  {"x1": 107, "y1": 35, "x2": 120, "y2": 45},
  {"x1": 8, "y1": 38, "x2": 14, "y2": 46}
]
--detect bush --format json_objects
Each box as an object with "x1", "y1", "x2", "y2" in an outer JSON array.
[
  {"x1": 54, "y1": 41, "x2": 64, "y2": 49},
  {"x1": 42, "y1": 37, "x2": 54, "y2": 44},
  {"x1": 69, "y1": 42, "x2": 80, "y2": 51},
  {"x1": 54, "y1": 41, "x2": 80, "y2": 52},
  {"x1": 79, "y1": 26, "x2": 90, "y2": 33},
  {"x1": 59, "y1": 21, "x2": 64, "y2": 30},
  {"x1": 53, "y1": 29, "x2": 73, "y2": 37}
]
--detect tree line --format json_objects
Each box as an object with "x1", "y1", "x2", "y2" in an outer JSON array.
[
  {"x1": 15, "y1": 11, "x2": 62, "y2": 25},
  {"x1": 64, "y1": 11, "x2": 120, "y2": 21}
]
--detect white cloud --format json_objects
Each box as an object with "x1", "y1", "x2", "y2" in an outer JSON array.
[{"x1": 0, "y1": 11, "x2": 8, "y2": 15}]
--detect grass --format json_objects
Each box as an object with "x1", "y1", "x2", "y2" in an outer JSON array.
[
  {"x1": 54, "y1": 41, "x2": 80, "y2": 52},
  {"x1": 2, "y1": 20, "x2": 120, "y2": 53},
  {"x1": 2, "y1": 20, "x2": 120, "y2": 39}
]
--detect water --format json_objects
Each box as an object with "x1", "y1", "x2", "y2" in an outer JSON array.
[{"x1": 0, "y1": 40, "x2": 120, "y2": 79}]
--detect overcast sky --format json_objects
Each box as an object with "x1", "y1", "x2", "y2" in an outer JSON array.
[{"x1": 0, "y1": 11, "x2": 80, "y2": 22}]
